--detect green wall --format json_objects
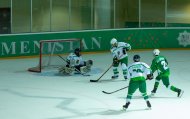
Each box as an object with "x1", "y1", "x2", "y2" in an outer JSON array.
[{"x1": 0, "y1": 28, "x2": 190, "y2": 58}]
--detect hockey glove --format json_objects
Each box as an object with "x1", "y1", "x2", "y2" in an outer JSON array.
[
  {"x1": 113, "y1": 57, "x2": 119, "y2": 64},
  {"x1": 147, "y1": 73, "x2": 154, "y2": 80},
  {"x1": 126, "y1": 45, "x2": 131, "y2": 51}
]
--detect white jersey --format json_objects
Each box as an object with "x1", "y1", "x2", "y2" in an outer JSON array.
[
  {"x1": 128, "y1": 62, "x2": 151, "y2": 81},
  {"x1": 66, "y1": 53, "x2": 84, "y2": 66},
  {"x1": 110, "y1": 42, "x2": 131, "y2": 60}
]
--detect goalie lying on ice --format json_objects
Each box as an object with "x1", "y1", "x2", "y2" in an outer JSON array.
[{"x1": 59, "y1": 48, "x2": 93, "y2": 75}]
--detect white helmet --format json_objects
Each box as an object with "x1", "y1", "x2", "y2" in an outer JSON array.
[
  {"x1": 110, "y1": 38, "x2": 118, "y2": 45},
  {"x1": 153, "y1": 49, "x2": 160, "y2": 56}
]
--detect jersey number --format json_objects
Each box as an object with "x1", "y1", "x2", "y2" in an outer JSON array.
[
  {"x1": 161, "y1": 61, "x2": 168, "y2": 70},
  {"x1": 133, "y1": 69, "x2": 143, "y2": 73}
]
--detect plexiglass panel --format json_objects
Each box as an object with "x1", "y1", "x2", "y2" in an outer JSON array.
[
  {"x1": 12, "y1": 0, "x2": 31, "y2": 33},
  {"x1": 0, "y1": 0, "x2": 11, "y2": 34},
  {"x1": 70, "y1": 0, "x2": 92, "y2": 30},
  {"x1": 141, "y1": 0, "x2": 165, "y2": 27},
  {"x1": 93, "y1": 0, "x2": 114, "y2": 29},
  {"x1": 167, "y1": 0, "x2": 190, "y2": 27},
  {"x1": 51, "y1": 0, "x2": 69, "y2": 31},
  {"x1": 115, "y1": 0, "x2": 139, "y2": 28},
  {"x1": 32, "y1": 0, "x2": 50, "y2": 32}
]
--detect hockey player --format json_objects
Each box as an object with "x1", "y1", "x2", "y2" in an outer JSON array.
[
  {"x1": 123, "y1": 54, "x2": 153, "y2": 110},
  {"x1": 59, "y1": 48, "x2": 93, "y2": 75},
  {"x1": 150, "y1": 49, "x2": 184, "y2": 97},
  {"x1": 110, "y1": 38, "x2": 131, "y2": 80}
]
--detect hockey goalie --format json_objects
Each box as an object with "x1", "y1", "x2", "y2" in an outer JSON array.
[{"x1": 58, "y1": 48, "x2": 93, "y2": 75}]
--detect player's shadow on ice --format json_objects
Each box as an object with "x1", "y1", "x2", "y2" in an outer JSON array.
[
  {"x1": 97, "y1": 108, "x2": 149, "y2": 115},
  {"x1": 96, "y1": 109, "x2": 126, "y2": 115},
  {"x1": 98, "y1": 79, "x2": 127, "y2": 83},
  {"x1": 48, "y1": 108, "x2": 149, "y2": 119},
  {"x1": 118, "y1": 96, "x2": 179, "y2": 100}
]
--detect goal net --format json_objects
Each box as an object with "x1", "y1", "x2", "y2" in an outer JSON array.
[{"x1": 28, "y1": 38, "x2": 82, "y2": 73}]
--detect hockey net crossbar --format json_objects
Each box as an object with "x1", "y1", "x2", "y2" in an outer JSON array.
[{"x1": 28, "y1": 38, "x2": 82, "y2": 73}]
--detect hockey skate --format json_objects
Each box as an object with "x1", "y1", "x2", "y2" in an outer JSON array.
[
  {"x1": 111, "y1": 75, "x2": 119, "y2": 79},
  {"x1": 123, "y1": 102, "x2": 130, "y2": 110},
  {"x1": 146, "y1": 101, "x2": 151, "y2": 110},
  {"x1": 150, "y1": 89, "x2": 156, "y2": 97},
  {"x1": 124, "y1": 76, "x2": 128, "y2": 80},
  {"x1": 177, "y1": 89, "x2": 184, "y2": 98}
]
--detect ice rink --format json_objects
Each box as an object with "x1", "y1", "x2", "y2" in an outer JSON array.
[{"x1": 0, "y1": 50, "x2": 190, "y2": 119}]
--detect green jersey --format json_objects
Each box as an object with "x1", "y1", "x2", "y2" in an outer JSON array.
[{"x1": 151, "y1": 55, "x2": 169, "y2": 74}]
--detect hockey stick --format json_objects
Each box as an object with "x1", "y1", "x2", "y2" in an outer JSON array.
[
  {"x1": 57, "y1": 55, "x2": 90, "y2": 76},
  {"x1": 102, "y1": 86, "x2": 128, "y2": 94},
  {"x1": 90, "y1": 64, "x2": 113, "y2": 82}
]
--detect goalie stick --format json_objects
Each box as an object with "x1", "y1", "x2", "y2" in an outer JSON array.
[
  {"x1": 58, "y1": 55, "x2": 90, "y2": 76},
  {"x1": 90, "y1": 64, "x2": 113, "y2": 82},
  {"x1": 102, "y1": 86, "x2": 128, "y2": 94}
]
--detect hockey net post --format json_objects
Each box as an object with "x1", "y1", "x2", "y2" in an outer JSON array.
[{"x1": 28, "y1": 38, "x2": 82, "y2": 73}]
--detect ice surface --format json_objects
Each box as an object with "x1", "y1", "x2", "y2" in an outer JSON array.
[{"x1": 0, "y1": 50, "x2": 190, "y2": 119}]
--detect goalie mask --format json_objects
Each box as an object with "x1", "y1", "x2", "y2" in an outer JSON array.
[
  {"x1": 153, "y1": 49, "x2": 160, "y2": 56},
  {"x1": 133, "y1": 54, "x2": 140, "y2": 62},
  {"x1": 74, "y1": 48, "x2": 81, "y2": 57}
]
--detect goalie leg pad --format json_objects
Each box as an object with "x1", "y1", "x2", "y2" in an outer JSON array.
[
  {"x1": 65, "y1": 67, "x2": 75, "y2": 74},
  {"x1": 59, "y1": 66, "x2": 75, "y2": 75},
  {"x1": 80, "y1": 66, "x2": 91, "y2": 73},
  {"x1": 59, "y1": 66, "x2": 66, "y2": 73},
  {"x1": 86, "y1": 60, "x2": 93, "y2": 67}
]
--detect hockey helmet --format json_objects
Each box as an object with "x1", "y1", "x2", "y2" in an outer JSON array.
[
  {"x1": 153, "y1": 49, "x2": 160, "y2": 56},
  {"x1": 110, "y1": 38, "x2": 118, "y2": 47},
  {"x1": 133, "y1": 54, "x2": 140, "y2": 62}
]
